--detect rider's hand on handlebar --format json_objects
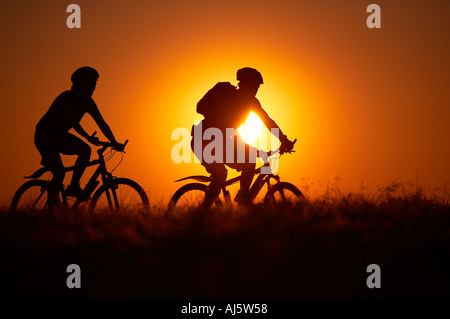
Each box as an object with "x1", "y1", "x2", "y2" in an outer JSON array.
[
  {"x1": 112, "y1": 141, "x2": 125, "y2": 152},
  {"x1": 280, "y1": 137, "x2": 296, "y2": 154},
  {"x1": 88, "y1": 135, "x2": 100, "y2": 146}
]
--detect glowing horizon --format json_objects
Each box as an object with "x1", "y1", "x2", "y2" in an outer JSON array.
[{"x1": 1, "y1": 1, "x2": 449, "y2": 205}]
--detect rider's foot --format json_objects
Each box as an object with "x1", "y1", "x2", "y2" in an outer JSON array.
[
  {"x1": 235, "y1": 190, "x2": 252, "y2": 207},
  {"x1": 200, "y1": 195, "x2": 220, "y2": 209},
  {"x1": 66, "y1": 184, "x2": 90, "y2": 202}
]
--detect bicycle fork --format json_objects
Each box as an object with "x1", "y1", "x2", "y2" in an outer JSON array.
[{"x1": 102, "y1": 173, "x2": 120, "y2": 211}]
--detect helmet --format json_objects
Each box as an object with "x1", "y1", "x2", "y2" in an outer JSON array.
[
  {"x1": 71, "y1": 66, "x2": 99, "y2": 84},
  {"x1": 236, "y1": 67, "x2": 263, "y2": 85}
]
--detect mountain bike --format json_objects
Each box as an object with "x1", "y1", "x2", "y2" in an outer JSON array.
[
  {"x1": 168, "y1": 139, "x2": 304, "y2": 210},
  {"x1": 9, "y1": 133, "x2": 149, "y2": 214}
]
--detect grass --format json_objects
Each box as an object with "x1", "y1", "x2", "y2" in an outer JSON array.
[{"x1": 0, "y1": 183, "x2": 449, "y2": 299}]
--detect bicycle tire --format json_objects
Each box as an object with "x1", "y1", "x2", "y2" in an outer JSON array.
[
  {"x1": 263, "y1": 182, "x2": 305, "y2": 208},
  {"x1": 89, "y1": 177, "x2": 149, "y2": 213},
  {"x1": 9, "y1": 179, "x2": 49, "y2": 214},
  {"x1": 168, "y1": 182, "x2": 222, "y2": 211}
]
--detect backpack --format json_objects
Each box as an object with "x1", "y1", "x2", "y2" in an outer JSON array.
[{"x1": 196, "y1": 82, "x2": 237, "y2": 119}]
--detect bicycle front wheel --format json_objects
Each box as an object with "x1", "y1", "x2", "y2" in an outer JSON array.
[
  {"x1": 10, "y1": 179, "x2": 49, "y2": 214},
  {"x1": 264, "y1": 182, "x2": 305, "y2": 208},
  {"x1": 89, "y1": 178, "x2": 149, "y2": 213},
  {"x1": 168, "y1": 183, "x2": 222, "y2": 211}
]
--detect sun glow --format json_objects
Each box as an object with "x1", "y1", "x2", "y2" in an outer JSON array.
[{"x1": 238, "y1": 111, "x2": 264, "y2": 144}]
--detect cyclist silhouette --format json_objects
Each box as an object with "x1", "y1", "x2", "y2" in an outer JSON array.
[
  {"x1": 191, "y1": 67, "x2": 295, "y2": 207},
  {"x1": 34, "y1": 66, "x2": 124, "y2": 206}
]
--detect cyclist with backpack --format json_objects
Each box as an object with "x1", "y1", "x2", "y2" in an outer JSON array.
[
  {"x1": 34, "y1": 66, "x2": 125, "y2": 206},
  {"x1": 191, "y1": 67, "x2": 295, "y2": 207}
]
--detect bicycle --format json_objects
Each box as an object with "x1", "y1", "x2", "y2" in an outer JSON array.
[
  {"x1": 9, "y1": 133, "x2": 149, "y2": 214},
  {"x1": 168, "y1": 139, "x2": 304, "y2": 210}
]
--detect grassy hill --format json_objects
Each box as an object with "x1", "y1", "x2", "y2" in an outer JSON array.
[{"x1": 0, "y1": 189, "x2": 449, "y2": 299}]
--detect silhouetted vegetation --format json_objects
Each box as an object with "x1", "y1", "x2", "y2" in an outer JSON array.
[{"x1": 0, "y1": 184, "x2": 449, "y2": 299}]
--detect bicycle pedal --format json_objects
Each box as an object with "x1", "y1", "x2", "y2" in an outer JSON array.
[
  {"x1": 72, "y1": 193, "x2": 91, "y2": 202},
  {"x1": 77, "y1": 196, "x2": 91, "y2": 202}
]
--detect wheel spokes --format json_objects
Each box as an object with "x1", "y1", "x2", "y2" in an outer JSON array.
[{"x1": 93, "y1": 182, "x2": 147, "y2": 212}]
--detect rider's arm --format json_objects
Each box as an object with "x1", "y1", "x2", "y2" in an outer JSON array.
[
  {"x1": 253, "y1": 103, "x2": 288, "y2": 143},
  {"x1": 88, "y1": 104, "x2": 120, "y2": 146},
  {"x1": 73, "y1": 123, "x2": 93, "y2": 141}
]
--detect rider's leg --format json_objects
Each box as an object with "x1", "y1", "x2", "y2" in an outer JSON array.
[
  {"x1": 191, "y1": 127, "x2": 227, "y2": 208},
  {"x1": 227, "y1": 162, "x2": 256, "y2": 204},
  {"x1": 228, "y1": 139, "x2": 257, "y2": 204},
  {"x1": 43, "y1": 153, "x2": 65, "y2": 211},
  {"x1": 238, "y1": 162, "x2": 257, "y2": 196},
  {"x1": 203, "y1": 163, "x2": 227, "y2": 208},
  {"x1": 60, "y1": 133, "x2": 91, "y2": 193},
  {"x1": 34, "y1": 131, "x2": 65, "y2": 210}
]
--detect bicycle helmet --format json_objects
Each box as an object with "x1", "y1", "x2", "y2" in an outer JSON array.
[
  {"x1": 71, "y1": 66, "x2": 99, "y2": 84},
  {"x1": 236, "y1": 67, "x2": 263, "y2": 85}
]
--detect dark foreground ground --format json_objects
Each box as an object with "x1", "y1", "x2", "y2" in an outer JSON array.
[{"x1": 1, "y1": 194, "x2": 450, "y2": 300}]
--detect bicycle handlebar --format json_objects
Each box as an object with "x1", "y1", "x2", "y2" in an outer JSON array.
[
  {"x1": 259, "y1": 138, "x2": 297, "y2": 156},
  {"x1": 280, "y1": 138, "x2": 297, "y2": 155},
  {"x1": 90, "y1": 131, "x2": 128, "y2": 153}
]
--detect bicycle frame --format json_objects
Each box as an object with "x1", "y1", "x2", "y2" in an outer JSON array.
[
  {"x1": 10, "y1": 134, "x2": 154, "y2": 215},
  {"x1": 25, "y1": 142, "x2": 123, "y2": 209},
  {"x1": 169, "y1": 141, "x2": 299, "y2": 210},
  {"x1": 67, "y1": 145, "x2": 117, "y2": 208},
  {"x1": 225, "y1": 161, "x2": 282, "y2": 205},
  {"x1": 175, "y1": 158, "x2": 281, "y2": 206}
]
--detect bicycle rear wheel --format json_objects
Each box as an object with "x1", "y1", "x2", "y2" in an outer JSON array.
[
  {"x1": 89, "y1": 178, "x2": 149, "y2": 213},
  {"x1": 168, "y1": 183, "x2": 222, "y2": 211},
  {"x1": 10, "y1": 179, "x2": 49, "y2": 214},
  {"x1": 264, "y1": 182, "x2": 305, "y2": 208}
]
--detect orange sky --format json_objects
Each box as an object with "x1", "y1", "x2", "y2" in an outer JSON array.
[{"x1": 1, "y1": 0, "x2": 449, "y2": 205}]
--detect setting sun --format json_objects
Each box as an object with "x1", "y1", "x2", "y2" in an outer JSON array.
[
  {"x1": 0, "y1": 1, "x2": 449, "y2": 207},
  {"x1": 238, "y1": 111, "x2": 264, "y2": 144}
]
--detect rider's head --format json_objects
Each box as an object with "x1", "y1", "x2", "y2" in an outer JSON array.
[
  {"x1": 237, "y1": 67, "x2": 263, "y2": 97},
  {"x1": 71, "y1": 66, "x2": 99, "y2": 96}
]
